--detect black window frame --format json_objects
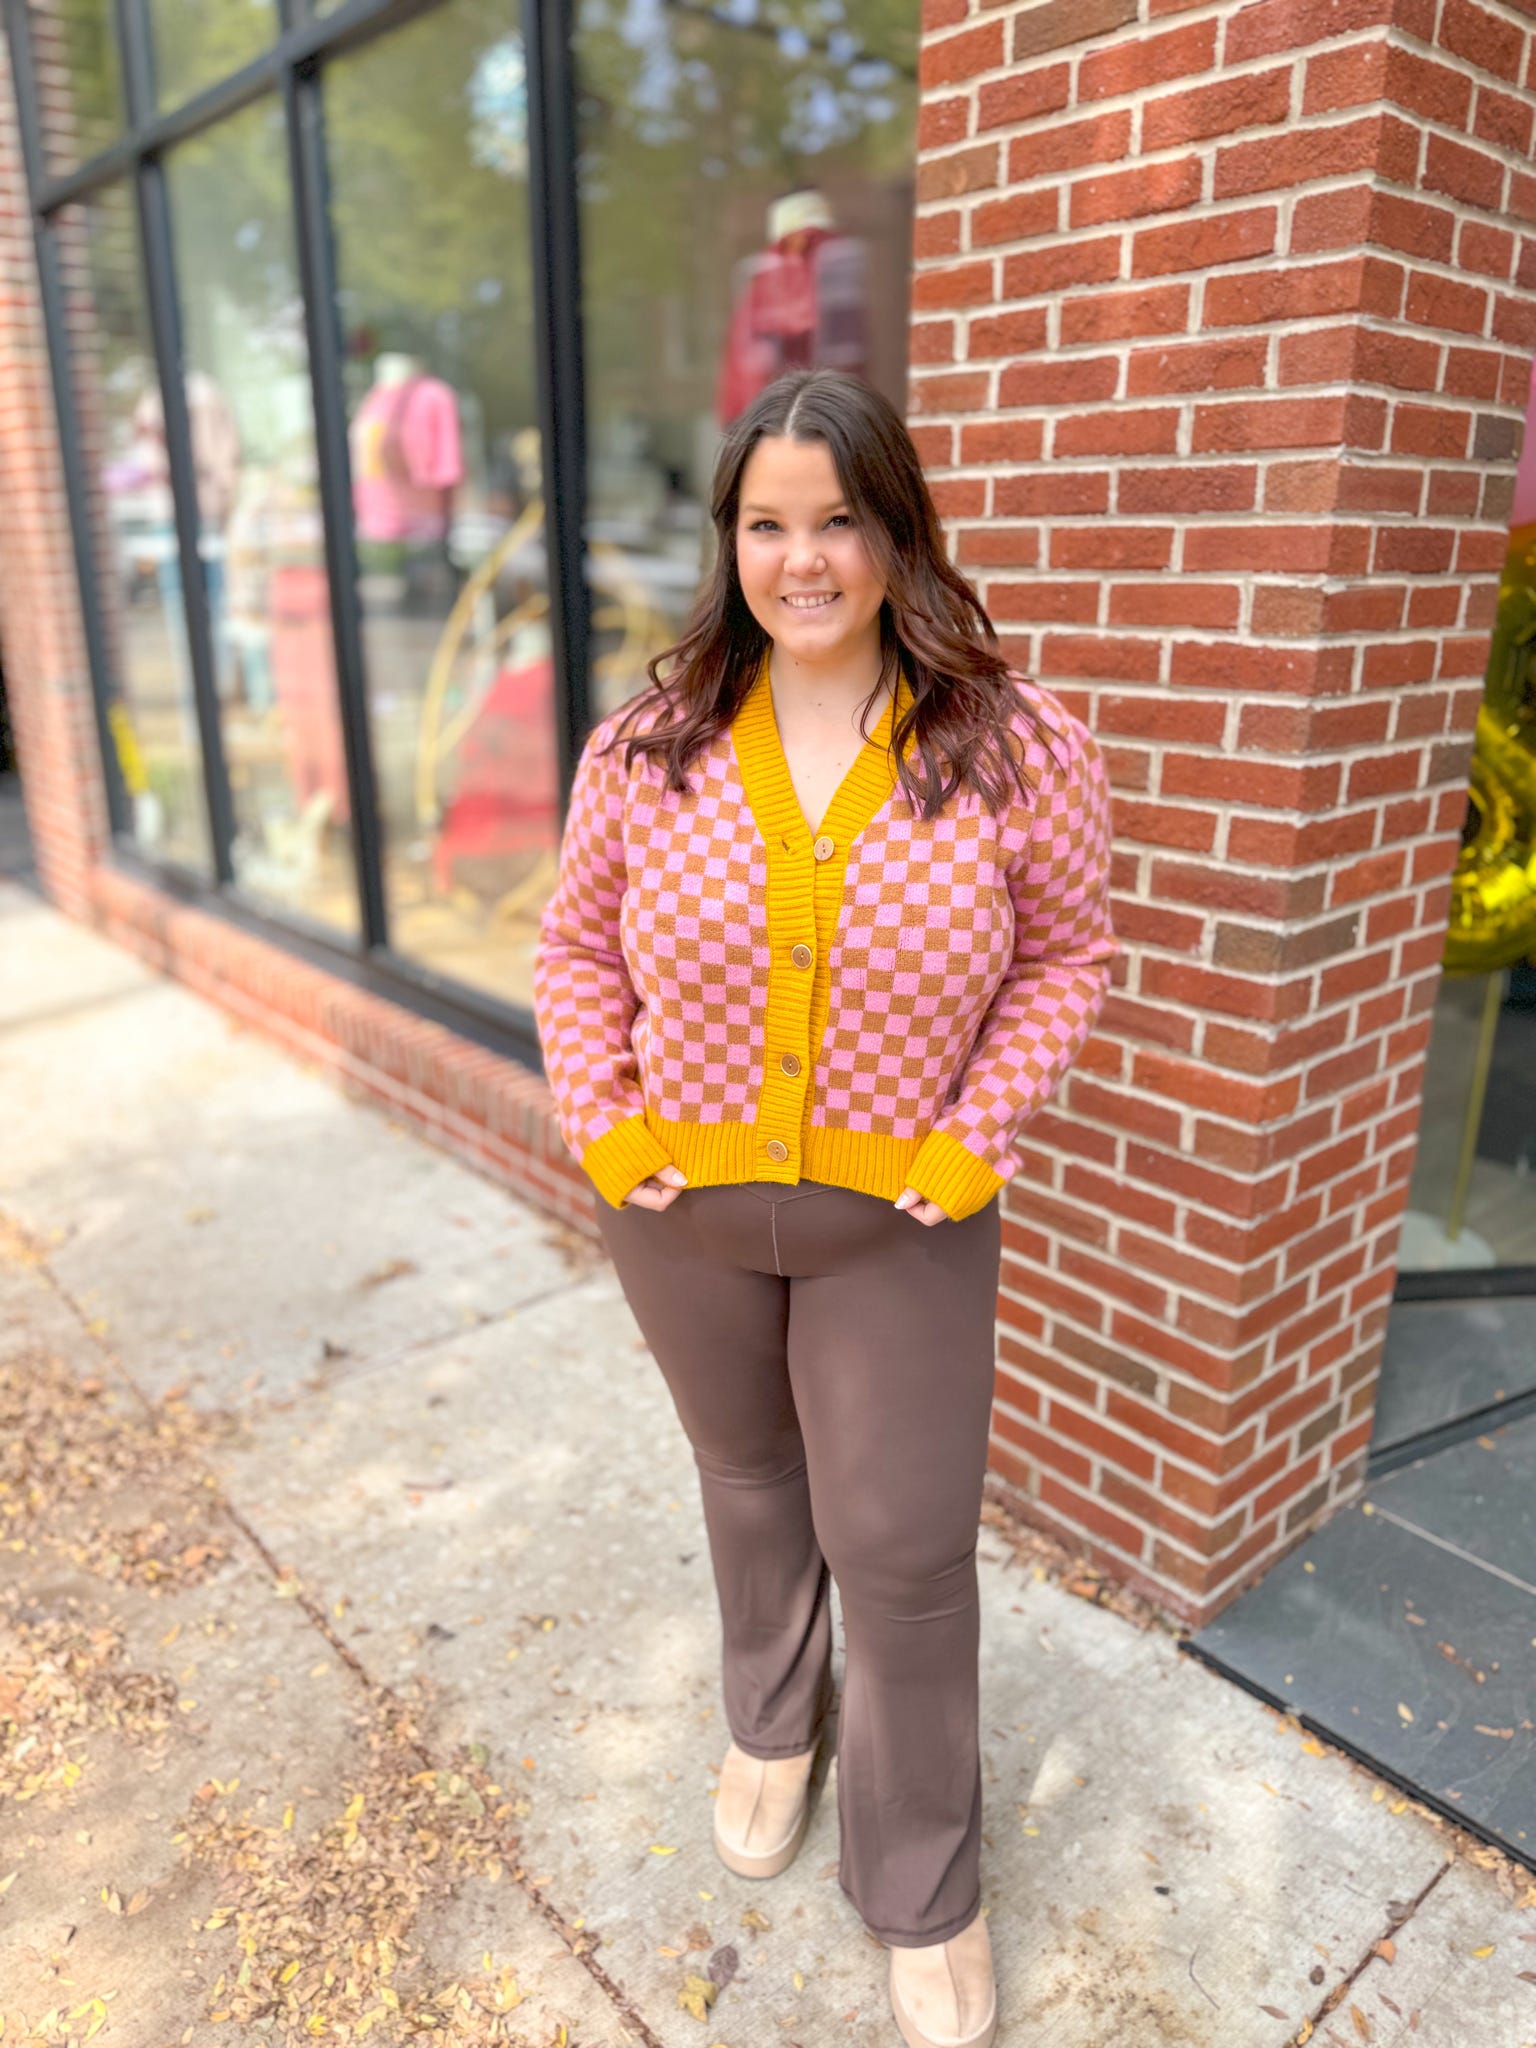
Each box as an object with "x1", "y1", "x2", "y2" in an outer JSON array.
[{"x1": 2, "y1": 0, "x2": 591, "y2": 1067}]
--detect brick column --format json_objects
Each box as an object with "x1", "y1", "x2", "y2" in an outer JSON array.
[{"x1": 912, "y1": 0, "x2": 1530, "y2": 1621}]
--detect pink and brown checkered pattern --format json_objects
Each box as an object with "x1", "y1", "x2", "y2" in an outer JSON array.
[{"x1": 532, "y1": 674, "x2": 1119, "y2": 1209}]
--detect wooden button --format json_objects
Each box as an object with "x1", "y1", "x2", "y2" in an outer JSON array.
[
  {"x1": 764, "y1": 1139, "x2": 788, "y2": 1161},
  {"x1": 791, "y1": 943, "x2": 813, "y2": 968},
  {"x1": 813, "y1": 835, "x2": 834, "y2": 861},
  {"x1": 780, "y1": 1053, "x2": 801, "y2": 1077}
]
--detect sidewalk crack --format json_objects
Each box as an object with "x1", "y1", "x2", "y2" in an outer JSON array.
[{"x1": 1286, "y1": 1855, "x2": 1453, "y2": 2046}]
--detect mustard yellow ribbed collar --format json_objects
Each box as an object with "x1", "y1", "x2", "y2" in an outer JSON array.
[{"x1": 732, "y1": 649, "x2": 915, "y2": 850}]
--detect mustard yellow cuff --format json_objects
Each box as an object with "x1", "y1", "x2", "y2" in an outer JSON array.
[
  {"x1": 905, "y1": 1129, "x2": 1007, "y2": 1222},
  {"x1": 582, "y1": 1114, "x2": 676, "y2": 1210}
]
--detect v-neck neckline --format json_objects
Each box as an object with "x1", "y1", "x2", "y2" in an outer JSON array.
[{"x1": 732, "y1": 649, "x2": 913, "y2": 850}]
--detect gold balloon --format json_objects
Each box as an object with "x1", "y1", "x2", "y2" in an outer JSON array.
[{"x1": 1444, "y1": 527, "x2": 1536, "y2": 976}]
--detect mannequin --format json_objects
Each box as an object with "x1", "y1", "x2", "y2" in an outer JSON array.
[
  {"x1": 376, "y1": 350, "x2": 419, "y2": 387},
  {"x1": 715, "y1": 189, "x2": 869, "y2": 426},
  {"x1": 349, "y1": 350, "x2": 465, "y2": 549}
]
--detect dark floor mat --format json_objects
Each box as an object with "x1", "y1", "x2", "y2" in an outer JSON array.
[
  {"x1": 1372, "y1": 1296, "x2": 1536, "y2": 1459},
  {"x1": 1371, "y1": 1415, "x2": 1536, "y2": 1587},
  {"x1": 1186, "y1": 1414, "x2": 1536, "y2": 1869}
]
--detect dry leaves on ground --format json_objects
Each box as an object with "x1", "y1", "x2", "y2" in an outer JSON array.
[
  {"x1": 0, "y1": 1610, "x2": 177, "y2": 1805},
  {"x1": 170, "y1": 1678, "x2": 551, "y2": 2043},
  {"x1": 0, "y1": 1346, "x2": 236, "y2": 1594}
]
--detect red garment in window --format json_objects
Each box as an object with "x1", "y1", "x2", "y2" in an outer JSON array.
[
  {"x1": 269, "y1": 563, "x2": 351, "y2": 826},
  {"x1": 714, "y1": 229, "x2": 869, "y2": 426},
  {"x1": 431, "y1": 654, "x2": 560, "y2": 896}
]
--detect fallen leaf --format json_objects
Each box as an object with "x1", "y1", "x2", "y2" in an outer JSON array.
[
  {"x1": 360, "y1": 1257, "x2": 417, "y2": 1289},
  {"x1": 678, "y1": 1974, "x2": 719, "y2": 2021}
]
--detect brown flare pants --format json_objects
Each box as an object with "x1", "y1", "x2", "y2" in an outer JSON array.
[{"x1": 593, "y1": 1176, "x2": 1003, "y2": 1947}]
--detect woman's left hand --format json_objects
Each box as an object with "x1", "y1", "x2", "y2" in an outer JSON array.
[{"x1": 894, "y1": 1188, "x2": 951, "y2": 1226}]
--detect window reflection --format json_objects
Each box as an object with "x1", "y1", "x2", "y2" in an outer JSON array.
[
  {"x1": 31, "y1": 0, "x2": 921, "y2": 1025},
  {"x1": 147, "y1": 0, "x2": 275, "y2": 110},
  {"x1": 57, "y1": 185, "x2": 212, "y2": 874},
  {"x1": 164, "y1": 98, "x2": 358, "y2": 932},
  {"x1": 26, "y1": 0, "x2": 123, "y2": 174},
  {"x1": 326, "y1": 0, "x2": 553, "y2": 1007},
  {"x1": 575, "y1": 0, "x2": 917, "y2": 714}
]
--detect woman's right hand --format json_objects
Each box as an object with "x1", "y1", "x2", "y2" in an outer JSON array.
[{"x1": 622, "y1": 1163, "x2": 689, "y2": 1211}]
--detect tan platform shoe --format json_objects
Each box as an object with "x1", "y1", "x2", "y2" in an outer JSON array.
[
  {"x1": 888, "y1": 1908, "x2": 997, "y2": 2048},
  {"x1": 711, "y1": 1736, "x2": 820, "y2": 1878}
]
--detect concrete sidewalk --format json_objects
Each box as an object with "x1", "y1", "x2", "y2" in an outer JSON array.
[{"x1": 2, "y1": 873, "x2": 1532, "y2": 2048}]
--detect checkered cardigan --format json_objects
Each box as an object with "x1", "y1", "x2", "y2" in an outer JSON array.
[{"x1": 532, "y1": 655, "x2": 1120, "y2": 1220}]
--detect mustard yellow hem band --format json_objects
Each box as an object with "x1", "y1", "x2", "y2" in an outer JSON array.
[
  {"x1": 581, "y1": 1114, "x2": 676, "y2": 1211},
  {"x1": 584, "y1": 1112, "x2": 1006, "y2": 1223}
]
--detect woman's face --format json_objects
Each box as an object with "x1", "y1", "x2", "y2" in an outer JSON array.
[{"x1": 734, "y1": 435, "x2": 887, "y2": 670}]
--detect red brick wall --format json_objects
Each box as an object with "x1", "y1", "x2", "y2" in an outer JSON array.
[{"x1": 911, "y1": 0, "x2": 1530, "y2": 1615}]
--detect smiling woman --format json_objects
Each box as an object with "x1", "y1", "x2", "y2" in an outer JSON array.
[{"x1": 532, "y1": 374, "x2": 1118, "y2": 2048}]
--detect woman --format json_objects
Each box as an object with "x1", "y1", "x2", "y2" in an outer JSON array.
[{"x1": 532, "y1": 368, "x2": 1119, "y2": 2048}]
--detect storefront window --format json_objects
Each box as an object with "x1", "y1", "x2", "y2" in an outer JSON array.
[
  {"x1": 19, "y1": 0, "x2": 923, "y2": 1027},
  {"x1": 574, "y1": 0, "x2": 918, "y2": 715},
  {"x1": 26, "y1": 0, "x2": 123, "y2": 174},
  {"x1": 56, "y1": 183, "x2": 213, "y2": 875},
  {"x1": 164, "y1": 97, "x2": 358, "y2": 934},
  {"x1": 325, "y1": 0, "x2": 551, "y2": 1006},
  {"x1": 148, "y1": 0, "x2": 276, "y2": 111}
]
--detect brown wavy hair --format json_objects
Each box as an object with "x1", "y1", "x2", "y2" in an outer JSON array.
[{"x1": 592, "y1": 368, "x2": 1072, "y2": 818}]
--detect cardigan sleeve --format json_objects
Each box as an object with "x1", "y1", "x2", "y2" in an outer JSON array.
[
  {"x1": 531, "y1": 718, "x2": 676, "y2": 1210},
  {"x1": 903, "y1": 706, "x2": 1119, "y2": 1223}
]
